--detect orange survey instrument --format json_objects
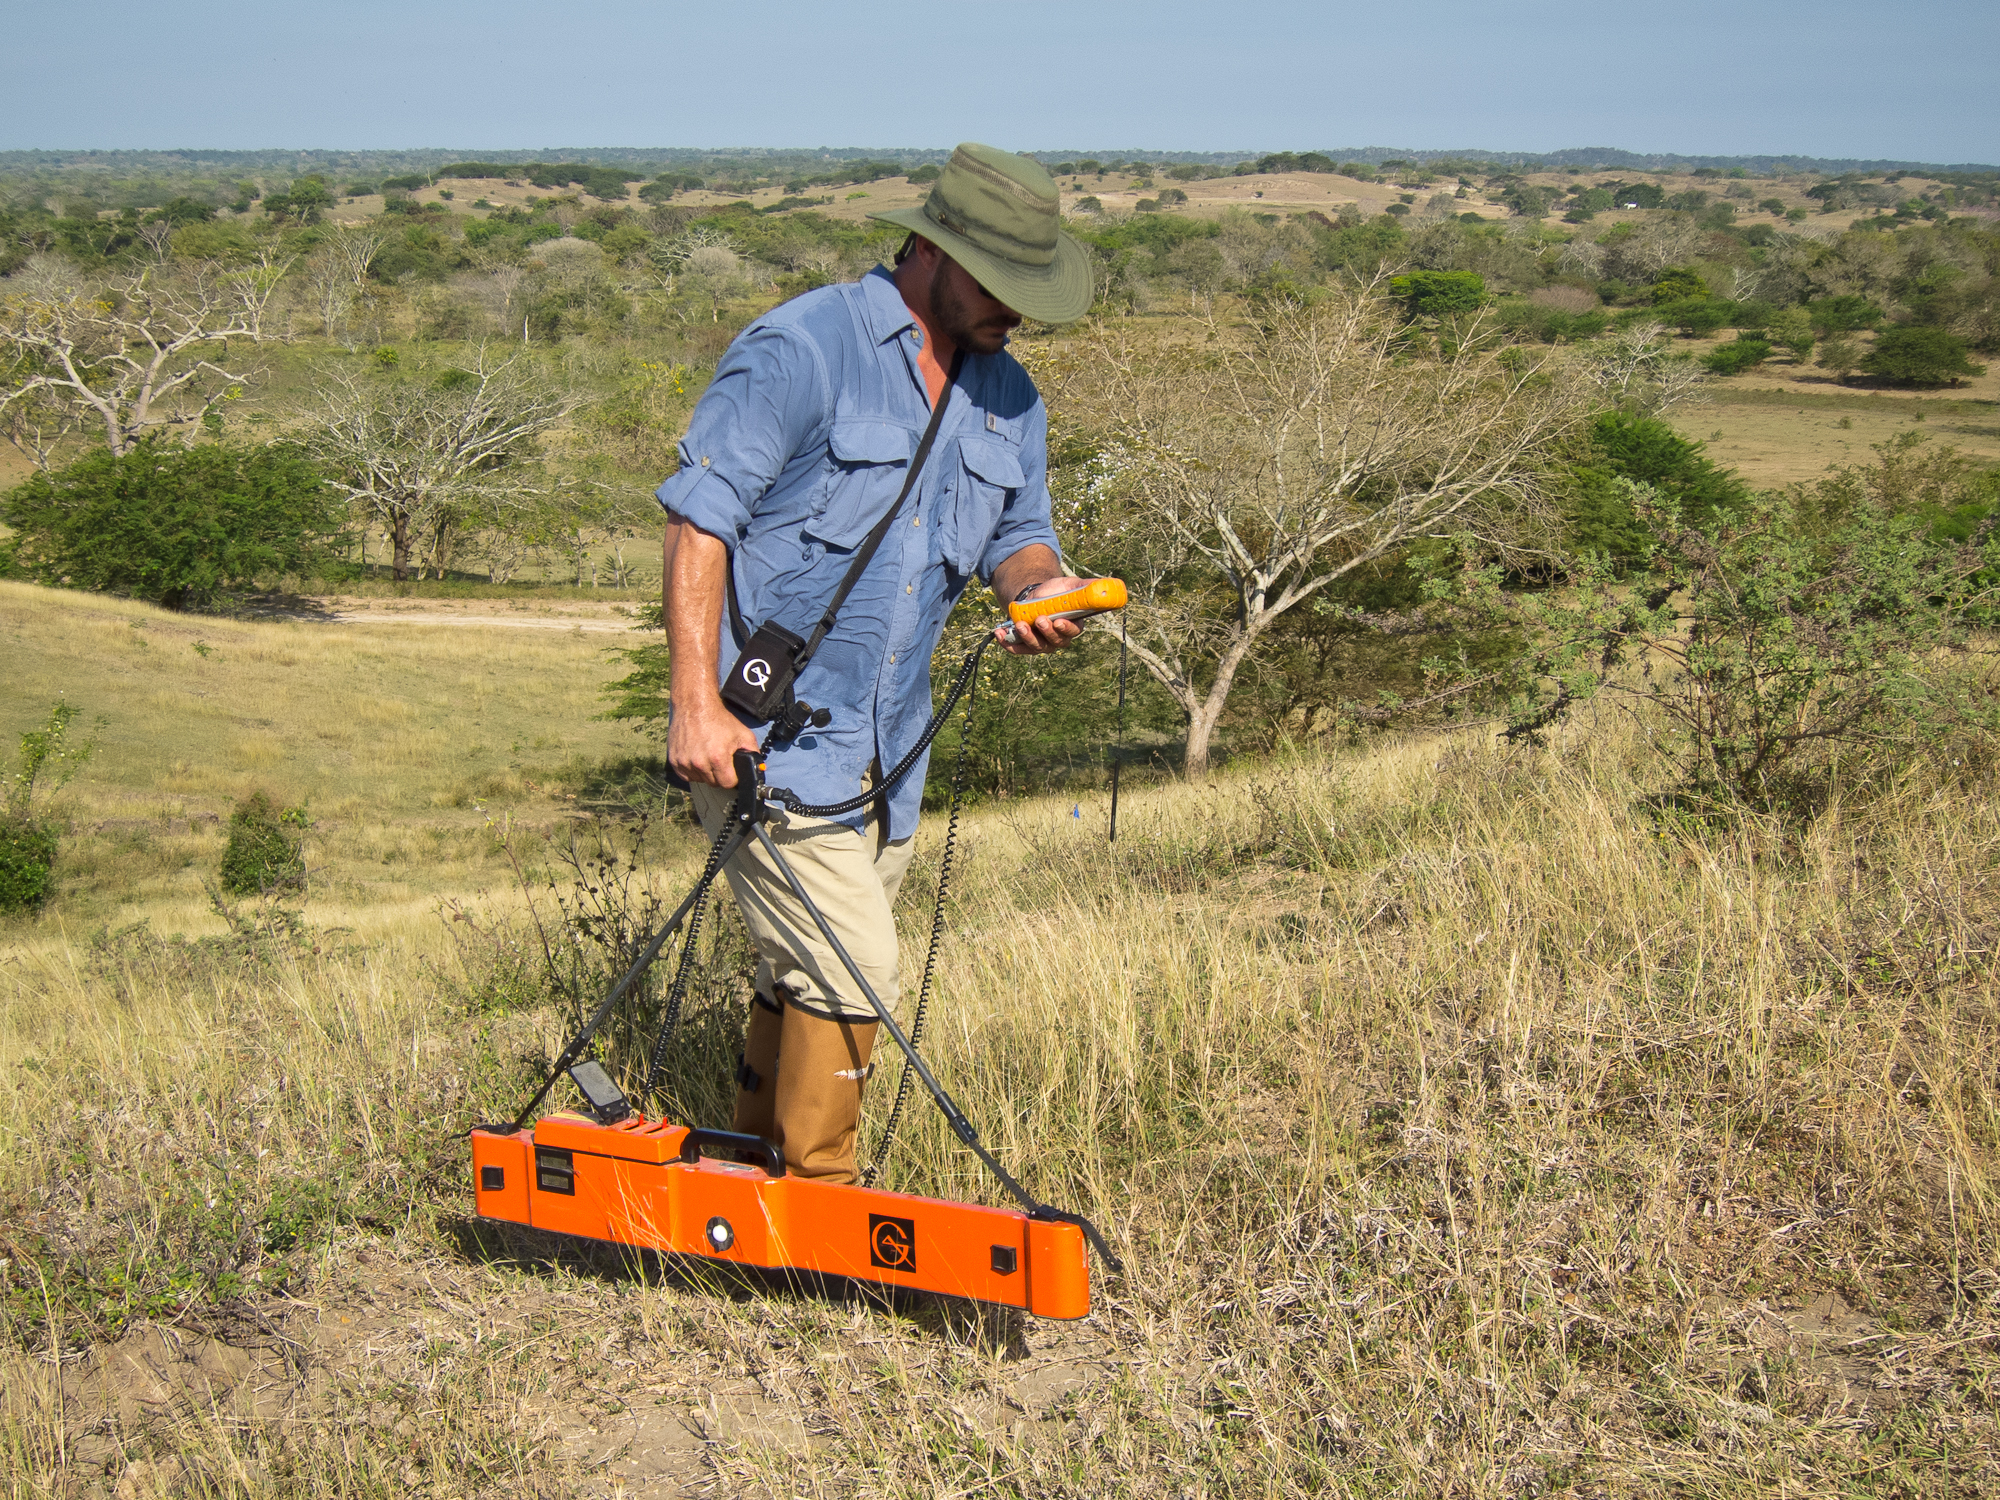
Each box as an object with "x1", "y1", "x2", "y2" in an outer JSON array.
[
  {"x1": 470, "y1": 1115, "x2": 1091, "y2": 1316},
  {"x1": 474, "y1": 750, "x2": 1115, "y2": 1318},
  {"x1": 1006, "y1": 577, "x2": 1127, "y2": 638}
]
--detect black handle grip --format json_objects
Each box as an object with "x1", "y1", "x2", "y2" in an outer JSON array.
[
  {"x1": 731, "y1": 749, "x2": 763, "y2": 826},
  {"x1": 678, "y1": 1127, "x2": 784, "y2": 1178}
]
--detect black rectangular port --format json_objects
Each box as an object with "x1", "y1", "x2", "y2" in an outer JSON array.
[
  {"x1": 990, "y1": 1244, "x2": 1018, "y2": 1275},
  {"x1": 535, "y1": 1145, "x2": 575, "y2": 1195}
]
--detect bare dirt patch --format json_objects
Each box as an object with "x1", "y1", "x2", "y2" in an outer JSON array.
[{"x1": 27, "y1": 1231, "x2": 1123, "y2": 1498}]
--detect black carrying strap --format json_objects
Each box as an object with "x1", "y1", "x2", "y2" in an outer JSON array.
[{"x1": 728, "y1": 348, "x2": 964, "y2": 663}]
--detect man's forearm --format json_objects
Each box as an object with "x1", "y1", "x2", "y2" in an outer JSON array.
[
  {"x1": 990, "y1": 543, "x2": 1065, "y2": 608},
  {"x1": 664, "y1": 515, "x2": 728, "y2": 709},
  {"x1": 662, "y1": 515, "x2": 760, "y2": 786}
]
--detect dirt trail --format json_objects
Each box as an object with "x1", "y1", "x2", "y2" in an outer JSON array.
[{"x1": 259, "y1": 596, "x2": 644, "y2": 635}]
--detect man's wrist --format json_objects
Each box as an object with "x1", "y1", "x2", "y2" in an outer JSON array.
[{"x1": 672, "y1": 680, "x2": 729, "y2": 717}]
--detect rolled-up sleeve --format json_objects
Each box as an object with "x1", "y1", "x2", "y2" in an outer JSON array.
[
  {"x1": 655, "y1": 324, "x2": 827, "y2": 540},
  {"x1": 977, "y1": 397, "x2": 1062, "y2": 581}
]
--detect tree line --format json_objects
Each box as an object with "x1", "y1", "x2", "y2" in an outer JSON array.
[{"x1": 5, "y1": 158, "x2": 1998, "y2": 791}]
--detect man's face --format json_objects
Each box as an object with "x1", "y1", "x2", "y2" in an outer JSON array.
[{"x1": 927, "y1": 251, "x2": 1022, "y2": 355}]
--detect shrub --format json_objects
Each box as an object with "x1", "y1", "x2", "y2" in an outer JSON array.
[
  {"x1": 1648, "y1": 298, "x2": 1733, "y2": 338},
  {"x1": 1816, "y1": 334, "x2": 1863, "y2": 383},
  {"x1": 219, "y1": 793, "x2": 308, "y2": 897},
  {"x1": 1861, "y1": 326, "x2": 1987, "y2": 387},
  {"x1": 1651, "y1": 267, "x2": 1710, "y2": 303},
  {"x1": 0, "y1": 443, "x2": 344, "y2": 609},
  {"x1": 1389, "y1": 270, "x2": 1485, "y2": 318},
  {"x1": 1500, "y1": 300, "x2": 1607, "y2": 343},
  {"x1": 1523, "y1": 474, "x2": 1998, "y2": 812},
  {"x1": 0, "y1": 816, "x2": 58, "y2": 913},
  {"x1": 1563, "y1": 412, "x2": 1749, "y2": 566},
  {"x1": 1702, "y1": 338, "x2": 1773, "y2": 375},
  {"x1": 1, "y1": 701, "x2": 97, "y2": 914}
]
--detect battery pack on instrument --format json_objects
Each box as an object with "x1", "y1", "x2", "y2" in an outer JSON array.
[{"x1": 470, "y1": 1115, "x2": 1091, "y2": 1318}]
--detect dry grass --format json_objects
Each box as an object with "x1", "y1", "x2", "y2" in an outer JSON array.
[
  {"x1": 1678, "y1": 387, "x2": 2000, "y2": 489},
  {"x1": 3, "y1": 582, "x2": 1999, "y2": 1496},
  {"x1": 0, "y1": 579, "x2": 650, "y2": 935}
]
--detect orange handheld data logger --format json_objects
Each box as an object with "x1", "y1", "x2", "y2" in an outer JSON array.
[{"x1": 1005, "y1": 577, "x2": 1127, "y2": 639}]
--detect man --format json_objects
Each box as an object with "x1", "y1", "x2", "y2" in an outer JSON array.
[{"x1": 655, "y1": 143, "x2": 1094, "y2": 1185}]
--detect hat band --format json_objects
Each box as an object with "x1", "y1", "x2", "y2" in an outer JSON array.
[{"x1": 926, "y1": 201, "x2": 1057, "y2": 269}]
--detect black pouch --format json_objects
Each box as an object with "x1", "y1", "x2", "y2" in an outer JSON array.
[{"x1": 720, "y1": 620, "x2": 807, "y2": 723}]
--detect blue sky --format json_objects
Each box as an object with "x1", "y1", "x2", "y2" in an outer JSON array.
[{"x1": 3, "y1": 0, "x2": 1994, "y2": 164}]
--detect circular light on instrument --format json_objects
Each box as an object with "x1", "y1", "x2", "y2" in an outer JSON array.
[{"x1": 705, "y1": 1216, "x2": 735, "y2": 1253}]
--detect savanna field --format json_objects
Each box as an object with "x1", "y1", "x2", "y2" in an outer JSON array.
[
  {"x1": 3, "y1": 579, "x2": 1998, "y2": 1498},
  {"x1": 4, "y1": 144, "x2": 2000, "y2": 1496}
]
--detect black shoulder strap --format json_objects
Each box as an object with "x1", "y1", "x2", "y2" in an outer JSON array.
[{"x1": 789, "y1": 348, "x2": 964, "y2": 673}]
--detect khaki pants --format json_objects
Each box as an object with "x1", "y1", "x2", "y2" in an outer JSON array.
[{"x1": 689, "y1": 781, "x2": 915, "y2": 1023}]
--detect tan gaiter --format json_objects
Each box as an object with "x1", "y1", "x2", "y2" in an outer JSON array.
[{"x1": 771, "y1": 1005, "x2": 879, "y2": 1184}]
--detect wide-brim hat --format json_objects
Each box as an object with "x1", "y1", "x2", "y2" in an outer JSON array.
[{"x1": 870, "y1": 143, "x2": 1093, "y2": 325}]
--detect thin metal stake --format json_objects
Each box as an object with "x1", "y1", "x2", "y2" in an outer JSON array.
[{"x1": 1109, "y1": 613, "x2": 1129, "y2": 843}]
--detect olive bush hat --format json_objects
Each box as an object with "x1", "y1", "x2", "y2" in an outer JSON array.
[{"x1": 869, "y1": 143, "x2": 1093, "y2": 324}]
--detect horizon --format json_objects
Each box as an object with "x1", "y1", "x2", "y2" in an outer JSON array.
[
  {"x1": 3, "y1": 0, "x2": 1994, "y2": 162},
  {"x1": 5, "y1": 144, "x2": 1995, "y2": 178}
]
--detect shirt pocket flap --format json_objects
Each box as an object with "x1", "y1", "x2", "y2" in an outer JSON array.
[
  {"x1": 958, "y1": 439, "x2": 1026, "y2": 490},
  {"x1": 828, "y1": 418, "x2": 913, "y2": 466},
  {"x1": 807, "y1": 419, "x2": 915, "y2": 548},
  {"x1": 942, "y1": 438, "x2": 1025, "y2": 574}
]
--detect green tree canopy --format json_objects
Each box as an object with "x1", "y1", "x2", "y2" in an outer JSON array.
[
  {"x1": 1861, "y1": 326, "x2": 1987, "y2": 386},
  {"x1": 1564, "y1": 410, "x2": 1750, "y2": 567},
  {"x1": 1650, "y1": 267, "x2": 1710, "y2": 303},
  {"x1": 1388, "y1": 270, "x2": 1486, "y2": 319},
  {"x1": 0, "y1": 442, "x2": 343, "y2": 609}
]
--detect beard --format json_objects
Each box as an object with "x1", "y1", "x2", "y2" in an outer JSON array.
[{"x1": 929, "y1": 256, "x2": 1020, "y2": 356}]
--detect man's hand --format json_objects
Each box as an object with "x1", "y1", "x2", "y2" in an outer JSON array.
[
  {"x1": 669, "y1": 692, "x2": 760, "y2": 788},
  {"x1": 996, "y1": 575, "x2": 1089, "y2": 656},
  {"x1": 989, "y1": 545, "x2": 1087, "y2": 657}
]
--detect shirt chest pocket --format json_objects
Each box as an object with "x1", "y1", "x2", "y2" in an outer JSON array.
[
  {"x1": 942, "y1": 437, "x2": 1026, "y2": 575},
  {"x1": 803, "y1": 417, "x2": 913, "y2": 550}
]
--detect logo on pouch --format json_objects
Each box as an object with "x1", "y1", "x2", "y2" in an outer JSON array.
[
  {"x1": 869, "y1": 1213, "x2": 916, "y2": 1272},
  {"x1": 742, "y1": 658, "x2": 771, "y2": 689}
]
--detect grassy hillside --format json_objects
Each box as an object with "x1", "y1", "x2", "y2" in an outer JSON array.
[
  {"x1": 3, "y1": 581, "x2": 1997, "y2": 1494},
  {"x1": 0, "y1": 580, "x2": 650, "y2": 935}
]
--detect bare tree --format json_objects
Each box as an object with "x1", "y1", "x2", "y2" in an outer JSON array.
[
  {"x1": 0, "y1": 255, "x2": 286, "y2": 466},
  {"x1": 301, "y1": 229, "x2": 385, "y2": 338},
  {"x1": 1587, "y1": 321, "x2": 1706, "y2": 415},
  {"x1": 308, "y1": 346, "x2": 583, "y2": 581},
  {"x1": 1598, "y1": 218, "x2": 1708, "y2": 285},
  {"x1": 1043, "y1": 284, "x2": 1596, "y2": 777}
]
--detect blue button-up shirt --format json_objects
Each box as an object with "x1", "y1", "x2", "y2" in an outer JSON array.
[{"x1": 656, "y1": 266, "x2": 1061, "y2": 838}]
